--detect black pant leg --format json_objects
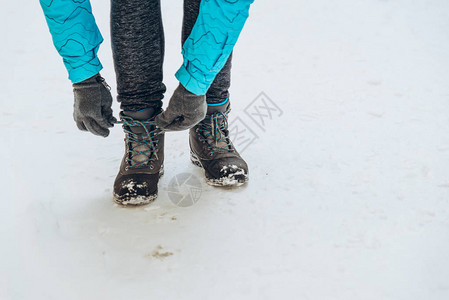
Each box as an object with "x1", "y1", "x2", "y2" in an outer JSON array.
[{"x1": 111, "y1": 0, "x2": 166, "y2": 111}]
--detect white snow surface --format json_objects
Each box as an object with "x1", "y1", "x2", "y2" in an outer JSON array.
[{"x1": 2, "y1": 0, "x2": 449, "y2": 299}]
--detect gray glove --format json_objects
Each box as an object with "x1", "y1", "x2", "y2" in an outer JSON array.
[
  {"x1": 72, "y1": 73, "x2": 117, "y2": 137},
  {"x1": 155, "y1": 83, "x2": 207, "y2": 131}
]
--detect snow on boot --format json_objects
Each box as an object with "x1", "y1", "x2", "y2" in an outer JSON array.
[
  {"x1": 189, "y1": 101, "x2": 249, "y2": 186},
  {"x1": 113, "y1": 108, "x2": 164, "y2": 206}
]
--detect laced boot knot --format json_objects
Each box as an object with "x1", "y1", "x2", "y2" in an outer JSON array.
[{"x1": 197, "y1": 110, "x2": 234, "y2": 155}]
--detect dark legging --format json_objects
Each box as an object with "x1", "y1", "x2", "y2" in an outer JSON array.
[{"x1": 111, "y1": 0, "x2": 232, "y2": 112}]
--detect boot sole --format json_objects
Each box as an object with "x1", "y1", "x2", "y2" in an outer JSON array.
[
  {"x1": 190, "y1": 151, "x2": 248, "y2": 187},
  {"x1": 113, "y1": 165, "x2": 164, "y2": 207},
  {"x1": 113, "y1": 194, "x2": 158, "y2": 206}
]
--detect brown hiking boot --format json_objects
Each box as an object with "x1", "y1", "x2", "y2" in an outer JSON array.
[
  {"x1": 189, "y1": 101, "x2": 248, "y2": 186},
  {"x1": 113, "y1": 108, "x2": 164, "y2": 206}
]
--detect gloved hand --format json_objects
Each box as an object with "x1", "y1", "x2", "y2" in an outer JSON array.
[
  {"x1": 73, "y1": 73, "x2": 117, "y2": 137},
  {"x1": 155, "y1": 83, "x2": 207, "y2": 131}
]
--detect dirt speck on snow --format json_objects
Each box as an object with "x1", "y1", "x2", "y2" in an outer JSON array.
[{"x1": 146, "y1": 245, "x2": 173, "y2": 260}]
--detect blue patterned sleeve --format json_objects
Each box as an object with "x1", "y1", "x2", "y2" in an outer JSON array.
[
  {"x1": 39, "y1": 0, "x2": 104, "y2": 83},
  {"x1": 175, "y1": 0, "x2": 255, "y2": 95}
]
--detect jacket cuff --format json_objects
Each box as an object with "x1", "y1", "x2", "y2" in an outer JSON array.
[
  {"x1": 175, "y1": 64, "x2": 209, "y2": 95},
  {"x1": 65, "y1": 48, "x2": 103, "y2": 83}
]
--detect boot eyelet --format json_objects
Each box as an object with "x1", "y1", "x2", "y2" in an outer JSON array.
[
  {"x1": 150, "y1": 165, "x2": 154, "y2": 170},
  {"x1": 125, "y1": 166, "x2": 129, "y2": 171}
]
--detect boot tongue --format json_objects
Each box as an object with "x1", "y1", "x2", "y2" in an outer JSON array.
[
  {"x1": 122, "y1": 108, "x2": 158, "y2": 166},
  {"x1": 203, "y1": 102, "x2": 232, "y2": 152}
]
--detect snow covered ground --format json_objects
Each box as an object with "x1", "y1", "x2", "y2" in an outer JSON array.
[{"x1": 1, "y1": 0, "x2": 449, "y2": 299}]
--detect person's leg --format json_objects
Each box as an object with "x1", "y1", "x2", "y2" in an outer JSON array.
[
  {"x1": 183, "y1": 0, "x2": 249, "y2": 186},
  {"x1": 111, "y1": 0, "x2": 165, "y2": 205},
  {"x1": 182, "y1": 0, "x2": 232, "y2": 105},
  {"x1": 111, "y1": 0, "x2": 166, "y2": 112}
]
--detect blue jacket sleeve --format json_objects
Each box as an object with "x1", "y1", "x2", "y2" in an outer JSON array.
[
  {"x1": 39, "y1": 0, "x2": 104, "y2": 83},
  {"x1": 175, "y1": 0, "x2": 255, "y2": 95}
]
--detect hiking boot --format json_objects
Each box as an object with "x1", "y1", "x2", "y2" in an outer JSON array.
[
  {"x1": 189, "y1": 101, "x2": 249, "y2": 186},
  {"x1": 113, "y1": 108, "x2": 164, "y2": 206}
]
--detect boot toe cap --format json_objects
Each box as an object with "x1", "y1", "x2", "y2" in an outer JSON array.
[
  {"x1": 113, "y1": 173, "x2": 159, "y2": 206},
  {"x1": 204, "y1": 158, "x2": 249, "y2": 186}
]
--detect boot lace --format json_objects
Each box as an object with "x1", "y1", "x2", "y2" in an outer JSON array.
[
  {"x1": 119, "y1": 115, "x2": 161, "y2": 169},
  {"x1": 197, "y1": 110, "x2": 235, "y2": 155}
]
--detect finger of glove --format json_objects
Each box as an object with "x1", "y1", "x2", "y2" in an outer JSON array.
[
  {"x1": 95, "y1": 114, "x2": 115, "y2": 129},
  {"x1": 76, "y1": 120, "x2": 88, "y2": 131},
  {"x1": 162, "y1": 122, "x2": 194, "y2": 131},
  {"x1": 108, "y1": 115, "x2": 118, "y2": 126},
  {"x1": 84, "y1": 118, "x2": 110, "y2": 137},
  {"x1": 154, "y1": 111, "x2": 173, "y2": 130},
  {"x1": 154, "y1": 111, "x2": 186, "y2": 130},
  {"x1": 101, "y1": 106, "x2": 116, "y2": 127},
  {"x1": 156, "y1": 114, "x2": 196, "y2": 131}
]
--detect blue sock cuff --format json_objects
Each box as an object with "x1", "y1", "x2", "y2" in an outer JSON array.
[{"x1": 207, "y1": 98, "x2": 229, "y2": 107}]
